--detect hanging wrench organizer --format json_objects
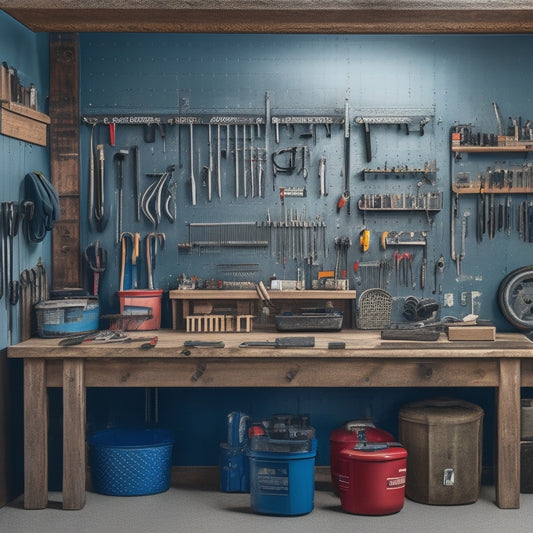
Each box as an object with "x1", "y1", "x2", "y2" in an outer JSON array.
[
  {"x1": 362, "y1": 161, "x2": 437, "y2": 185},
  {"x1": 354, "y1": 108, "x2": 433, "y2": 163}
]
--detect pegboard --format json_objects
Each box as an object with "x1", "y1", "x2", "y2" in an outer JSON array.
[{"x1": 79, "y1": 33, "x2": 533, "y2": 330}]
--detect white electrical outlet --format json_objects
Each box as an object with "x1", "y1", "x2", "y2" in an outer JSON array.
[{"x1": 443, "y1": 293, "x2": 454, "y2": 307}]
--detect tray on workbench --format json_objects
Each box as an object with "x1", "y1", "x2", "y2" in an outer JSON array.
[{"x1": 275, "y1": 311, "x2": 343, "y2": 332}]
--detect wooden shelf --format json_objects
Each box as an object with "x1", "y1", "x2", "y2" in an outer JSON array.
[
  {"x1": 452, "y1": 185, "x2": 533, "y2": 195},
  {"x1": 0, "y1": 101, "x2": 50, "y2": 146},
  {"x1": 452, "y1": 145, "x2": 533, "y2": 153}
]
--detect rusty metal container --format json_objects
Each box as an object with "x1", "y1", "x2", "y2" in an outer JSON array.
[{"x1": 398, "y1": 398, "x2": 483, "y2": 505}]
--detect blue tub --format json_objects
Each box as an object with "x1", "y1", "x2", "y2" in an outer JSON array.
[
  {"x1": 35, "y1": 298, "x2": 99, "y2": 337},
  {"x1": 248, "y1": 438, "x2": 317, "y2": 516},
  {"x1": 88, "y1": 428, "x2": 174, "y2": 496}
]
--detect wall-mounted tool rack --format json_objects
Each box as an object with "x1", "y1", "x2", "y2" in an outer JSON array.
[
  {"x1": 361, "y1": 161, "x2": 437, "y2": 184},
  {"x1": 82, "y1": 114, "x2": 265, "y2": 126},
  {"x1": 271, "y1": 114, "x2": 344, "y2": 143},
  {"x1": 354, "y1": 108, "x2": 433, "y2": 162},
  {"x1": 357, "y1": 192, "x2": 443, "y2": 212},
  {"x1": 450, "y1": 125, "x2": 533, "y2": 274},
  {"x1": 0, "y1": 61, "x2": 49, "y2": 146},
  {"x1": 183, "y1": 222, "x2": 269, "y2": 249}
]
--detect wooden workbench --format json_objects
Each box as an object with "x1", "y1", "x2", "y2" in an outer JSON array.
[
  {"x1": 7, "y1": 329, "x2": 533, "y2": 510},
  {"x1": 168, "y1": 289, "x2": 357, "y2": 329}
]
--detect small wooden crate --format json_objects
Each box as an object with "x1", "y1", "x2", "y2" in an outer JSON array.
[
  {"x1": 186, "y1": 314, "x2": 254, "y2": 333},
  {"x1": 447, "y1": 326, "x2": 495, "y2": 341}
]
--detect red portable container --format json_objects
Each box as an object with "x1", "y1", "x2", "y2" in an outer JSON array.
[
  {"x1": 338, "y1": 443, "x2": 408, "y2": 515},
  {"x1": 330, "y1": 420, "x2": 394, "y2": 495}
]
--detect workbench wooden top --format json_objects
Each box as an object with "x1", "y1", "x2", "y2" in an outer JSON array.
[
  {"x1": 168, "y1": 289, "x2": 357, "y2": 300},
  {"x1": 7, "y1": 329, "x2": 533, "y2": 359}
]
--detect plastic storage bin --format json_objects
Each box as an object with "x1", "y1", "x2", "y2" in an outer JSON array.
[
  {"x1": 88, "y1": 428, "x2": 174, "y2": 496},
  {"x1": 35, "y1": 297, "x2": 99, "y2": 337},
  {"x1": 338, "y1": 442, "x2": 407, "y2": 515},
  {"x1": 399, "y1": 398, "x2": 484, "y2": 505},
  {"x1": 117, "y1": 289, "x2": 163, "y2": 330},
  {"x1": 248, "y1": 436, "x2": 317, "y2": 516}
]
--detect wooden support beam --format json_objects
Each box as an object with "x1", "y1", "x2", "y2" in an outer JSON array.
[{"x1": 49, "y1": 33, "x2": 81, "y2": 290}]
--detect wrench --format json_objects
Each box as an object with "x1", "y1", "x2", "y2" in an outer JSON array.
[
  {"x1": 88, "y1": 122, "x2": 96, "y2": 228},
  {"x1": 318, "y1": 156, "x2": 327, "y2": 197},
  {"x1": 94, "y1": 144, "x2": 106, "y2": 231},
  {"x1": 234, "y1": 124, "x2": 240, "y2": 198},
  {"x1": 207, "y1": 124, "x2": 213, "y2": 202},
  {"x1": 243, "y1": 124, "x2": 247, "y2": 198},
  {"x1": 458, "y1": 209, "x2": 470, "y2": 275},
  {"x1": 216, "y1": 123, "x2": 222, "y2": 198},
  {"x1": 189, "y1": 123, "x2": 197, "y2": 206}
]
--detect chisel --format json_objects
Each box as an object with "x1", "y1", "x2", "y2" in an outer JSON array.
[{"x1": 239, "y1": 337, "x2": 315, "y2": 348}]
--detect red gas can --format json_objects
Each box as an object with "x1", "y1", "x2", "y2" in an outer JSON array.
[
  {"x1": 338, "y1": 443, "x2": 408, "y2": 515},
  {"x1": 329, "y1": 420, "x2": 394, "y2": 495}
]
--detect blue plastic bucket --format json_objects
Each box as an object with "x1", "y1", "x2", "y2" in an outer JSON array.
[
  {"x1": 248, "y1": 443, "x2": 316, "y2": 515},
  {"x1": 35, "y1": 298, "x2": 99, "y2": 337},
  {"x1": 88, "y1": 428, "x2": 174, "y2": 496}
]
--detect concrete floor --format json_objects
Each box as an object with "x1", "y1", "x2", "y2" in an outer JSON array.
[{"x1": 1, "y1": 484, "x2": 532, "y2": 533}]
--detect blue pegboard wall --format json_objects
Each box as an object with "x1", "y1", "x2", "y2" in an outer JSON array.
[
  {"x1": 72, "y1": 33, "x2": 533, "y2": 469},
  {"x1": 79, "y1": 33, "x2": 533, "y2": 330}
]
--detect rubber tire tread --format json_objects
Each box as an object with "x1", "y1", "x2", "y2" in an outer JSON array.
[{"x1": 498, "y1": 265, "x2": 533, "y2": 330}]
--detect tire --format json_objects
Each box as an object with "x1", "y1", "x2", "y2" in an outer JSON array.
[{"x1": 498, "y1": 266, "x2": 533, "y2": 330}]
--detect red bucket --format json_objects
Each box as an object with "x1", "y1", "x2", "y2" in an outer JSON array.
[
  {"x1": 330, "y1": 420, "x2": 394, "y2": 495},
  {"x1": 117, "y1": 289, "x2": 163, "y2": 330},
  {"x1": 338, "y1": 443, "x2": 407, "y2": 515}
]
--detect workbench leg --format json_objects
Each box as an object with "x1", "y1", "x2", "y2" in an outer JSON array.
[
  {"x1": 171, "y1": 301, "x2": 178, "y2": 330},
  {"x1": 23, "y1": 359, "x2": 48, "y2": 509},
  {"x1": 496, "y1": 358, "x2": 520, "y2": 509},
  {"x1": 62, "y1": 360, "x2": 86, "y2": 510}
]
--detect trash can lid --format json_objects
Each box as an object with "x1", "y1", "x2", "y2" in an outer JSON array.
[{"x1": 399, "y1": 398, "x2": 484, "y2": 425}]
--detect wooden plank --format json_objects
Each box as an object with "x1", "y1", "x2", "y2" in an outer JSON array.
[
  {"x1": 9, "y1": 330, "x2": 533, "y2": 359},
  {"x1": 49, "y1": 33, "x2": 80, "y2": 290},
  {"x1": 448, "y1": 326, "x2": 496, "y2": 341},
  {"x1": 3, "y1": 102, "x2": 50, "y2": 124},
  {"x1": 496, "y1": 358, "x2": 521, "y2": 509},
  {"x1": 62, "y1": 360, "x2": 86, "y2": 510},
  {"x1": 0, "y1": 106, "x2": 47, "y2": 146},
  {"x1": 6, "y1": 6, "x2": 533, "y2": 34},
  {"x1": 23, "y1": 359, "x2": 48, "y2": 509},
  {"x1": 44, "y1": 358, "x2": 499, "y2": 388},
  {"x1": 169, "y1": 289, "x2": 356, "y2": 300}
]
